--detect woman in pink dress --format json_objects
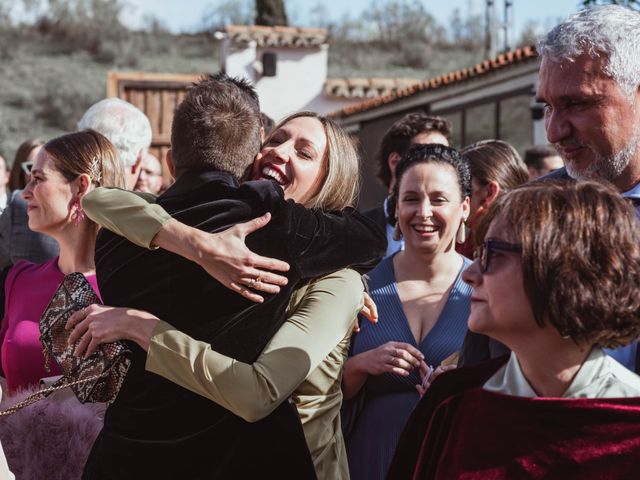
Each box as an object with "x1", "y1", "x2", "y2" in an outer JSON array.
[{"x1": 0, "y1": 130, "x2": 125, "y2": 393}]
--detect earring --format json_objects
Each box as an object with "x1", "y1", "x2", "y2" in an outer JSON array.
[
  {"x1": 456, "y1": 220, "x2": 467, "y2": 244},
  {"x1": 71, "y1": 198, "x2": 85, "y2": 226},
  {"x1": 393, "y1": 222, "x2": 402, "y2": 241}
]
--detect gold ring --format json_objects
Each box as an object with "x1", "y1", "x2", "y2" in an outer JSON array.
[{"x1": 248, "y1": 278, "x2": 256, "y2": 288}]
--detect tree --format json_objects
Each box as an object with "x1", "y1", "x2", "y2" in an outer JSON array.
[{"x1": 255, "y1": 0, "x2": 288, "y2": 26}]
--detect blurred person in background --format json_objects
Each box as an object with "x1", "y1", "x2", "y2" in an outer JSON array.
[
  {"x1": 365, "y1": 113, "x2": 452, "y2": 257},
  {"x1": 0, "y1": 153, "x2": 9, "y2": 212},
  {"x1": 0, "y1": 138, "x2": 58, "y2": 267},
  {"x1": 77, "y1": 98, "x2": 152, "y2": 190},
  {"x1": 134, "y1": 151, "x2": 163, "y2": 195},
  {"x1": 456, "y1": 140, "x2": 529, "y2": 258},
  {"x1": 524, "y1": 144, "x2": 563, "y2": 180},
  {"x1": 342, "y1": 144, "x2": 472, "y2": 480},
  {"x1": 7, "y1": 139, "x2": 44, "y2": 192}
]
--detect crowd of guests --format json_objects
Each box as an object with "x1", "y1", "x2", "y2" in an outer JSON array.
[{"x1": 0, "y1": 4, "x2": 638, "y2": 480}]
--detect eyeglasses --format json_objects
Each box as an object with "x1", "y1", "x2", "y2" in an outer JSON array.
[
  {"x1": 478, "y1": 239, "x2": 522, "y2": 273},
  {"x1": 21, "y1": 161, "x2": 34, "y2": 176}
]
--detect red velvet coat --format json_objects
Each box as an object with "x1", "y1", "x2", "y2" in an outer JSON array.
[{"x1": 388, "y1": 356, "x2": 640, "y2": 480}]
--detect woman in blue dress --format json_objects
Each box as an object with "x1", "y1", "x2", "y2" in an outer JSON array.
[{"x1": 342, "y1": 144, "x2": 472, "y2": 480}]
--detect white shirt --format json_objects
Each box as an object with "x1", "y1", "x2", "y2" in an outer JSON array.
[{"x1": 484, "y1": 348, "x2": 640, "y2": 398}]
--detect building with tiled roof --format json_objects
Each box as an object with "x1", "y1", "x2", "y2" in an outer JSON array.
[
  {"x1": 216, "y1": 24, "x2": 432, "y2": 121},
  {"x1": 331, "y1": 46, "x2": 546, "y2": 210}
]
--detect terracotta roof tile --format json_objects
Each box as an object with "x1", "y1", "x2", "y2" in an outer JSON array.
[
  {"x1": 223, "y1": 25, "x2": 328, "y2": 48},
  {"x1": 324, "y1": 77, "x2": 424, "y2": 99},
  {"x1": 330, "y1": 45, "x2": 538, "y2": 118}
]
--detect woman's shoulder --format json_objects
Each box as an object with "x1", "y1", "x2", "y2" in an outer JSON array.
[{"x1": 7, "y1": 257, "x2": 58, "y2": 284}]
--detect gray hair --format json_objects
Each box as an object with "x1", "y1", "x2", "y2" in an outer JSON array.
[
  {"x1": 78, "y1": 98, "x2": 152, "y2": 168},
  {"x1": 538, "y1": 5, "x2": 640, "y2": 97}
]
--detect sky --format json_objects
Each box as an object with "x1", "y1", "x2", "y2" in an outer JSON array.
[{"x1": 120, "y1": 0, "x2": 579, "y2": 39}]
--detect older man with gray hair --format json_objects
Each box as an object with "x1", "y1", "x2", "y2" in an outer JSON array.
[
  {"x1": 78, "y1": 98, "x2": 152, "y2": 189},
  {"x1": 459, "y1": 5, "x2": 640, "y2": 373}
]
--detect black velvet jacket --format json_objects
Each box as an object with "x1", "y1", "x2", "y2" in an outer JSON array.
[{"x1": 83, "y1": 170, "x2": 386, "y2": 480}]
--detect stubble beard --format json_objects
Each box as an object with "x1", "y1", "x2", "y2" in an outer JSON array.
[{"x1": 564, "y1": 133, "x2": 640, "y2": 182}]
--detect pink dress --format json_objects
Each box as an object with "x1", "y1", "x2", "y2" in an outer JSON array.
[{"x1": 0, "y1": 257, "x2": 101, "y2": 393}]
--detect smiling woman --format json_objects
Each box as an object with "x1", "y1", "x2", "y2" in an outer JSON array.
[{"x1": 342, "y1": 143, "x2": 472, "y2": 480}]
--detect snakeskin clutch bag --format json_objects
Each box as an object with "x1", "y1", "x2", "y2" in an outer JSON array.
[{"x1": 39, "y1": 272, "x2": 131, "y2": 404}]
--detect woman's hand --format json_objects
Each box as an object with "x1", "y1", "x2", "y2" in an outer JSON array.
[
  {"x1": 415, "y1": 364, "x2": 457, "y2": 397},
  {"x1": 154, "y1": 213, "x2": 290, "y2": 303},
  {"x1": 353, "y1": 292, "x2": 378, "y2": 333},
  {"x1": 66, "y1": 304, "x2": 160, "y2": 357},
  {"x1": 359, "y1": 341, "x2": 424, "y2": 376}
]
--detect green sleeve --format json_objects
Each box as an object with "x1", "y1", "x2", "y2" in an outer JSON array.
[
  {"x1": 82, "y1": 187, "x2": 172, "y2": 249},
  {"x1": 145, "y1": 269, "x2": 364, "y2": 422}
]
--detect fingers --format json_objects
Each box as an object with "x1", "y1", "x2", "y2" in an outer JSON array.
[
  {"x1": 66, "y1": 305, "x2": 91, "y2": 331},
  {"x1": 237, "y1": 212, "x2": 272, "y2": 237},
  {"x1": 229, "y1": 282, "x2": 264, "y2": 304},
  {"x1": 415, "y1": 384, "x2": 427, "y2": 398},
  {"x1": 250, "y1": 254, "x2": 290, "y2": 274},
  {"x1": 352, "y1": 317, "x2": 360, "y2": 333},
  {"x1": 73, "y1": 329, "x2": 92, "y2": 357},
  {"x1": 431, "y1": 364, "x2": 457, "y2": 382},
  {"x1": 244, "y1": 270, "x2": 288, "y2": 288},
  {"x1": 360, "y1": 292, "x2": 378, "y2": 324},
  {"x1": 390, "y1": 342, "x2": 424, "y2": 365}
]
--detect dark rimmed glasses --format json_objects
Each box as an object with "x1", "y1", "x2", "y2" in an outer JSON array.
[{"x1": 478, "y1": 239, "x2": 522, "y2": 273}]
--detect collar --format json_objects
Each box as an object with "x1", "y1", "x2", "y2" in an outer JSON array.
[
  {"x1": 483, "y1": 349, "x2": 608, "y2": 398},
  {"x1": 160, "y1": 169, "x2": 239, "y2": 200}
]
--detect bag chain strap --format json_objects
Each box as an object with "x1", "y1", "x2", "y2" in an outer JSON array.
[{"x1": 0, "y1": 371, "x2": 107, "y2": 417}]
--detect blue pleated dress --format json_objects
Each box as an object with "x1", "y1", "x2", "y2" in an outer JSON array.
[{"x1": 344, "y1": 254, "x2": 472, "y2": 480}]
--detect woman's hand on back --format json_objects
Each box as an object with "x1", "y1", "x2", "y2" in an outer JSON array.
[{"x1": 154, "y1": 213, "x2": 291, "y2": 303}]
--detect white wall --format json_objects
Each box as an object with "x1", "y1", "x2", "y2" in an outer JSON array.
[{"x1": 223, "y1": 41, "x2": 358, "y2": 121}]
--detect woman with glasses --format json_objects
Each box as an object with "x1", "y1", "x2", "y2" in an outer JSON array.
[
  {"x1": 389, "y1": 179, "x2": 640, "y2": 479},
  {"x1": 342, "y1": 144, "x2": 472, "y2": 480}
]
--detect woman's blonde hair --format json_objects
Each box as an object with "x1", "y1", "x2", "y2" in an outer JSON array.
[{"x1": 264, "y1": 111, "x2": 360, "y2": 211}]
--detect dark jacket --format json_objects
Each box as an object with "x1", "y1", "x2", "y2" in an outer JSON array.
[{"x1": 83, "y1": 170, "x2": 386, "y2": 480}]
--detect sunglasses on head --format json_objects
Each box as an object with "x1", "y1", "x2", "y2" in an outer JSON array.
[{"x1": 21, "y1": 161, "x2": 34, "y2": 176}]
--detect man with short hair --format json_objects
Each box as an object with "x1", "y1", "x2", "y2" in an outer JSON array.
[
  {"x1": 78, "y1": 98, "x2": 152, "y2": 189},
  {"x1": 365, "y1": 113, "x2": 452, "y2": 256},
  {"x1": 524, "y1": 144, "x2": 563, "y2": 179},
  {"x1": 82, "y1": 74, "x2": 385, "y2": 479},
  {"x1": 459, "y1": 5, "x2": 640, "y2": 373}
]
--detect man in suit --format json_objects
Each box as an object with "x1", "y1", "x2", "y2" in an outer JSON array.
[
  {"x1": 364, "y1": 113, "x2": 451, "y2": 256},
  {"x1": 82, "y1": 74, "x2": 385, "y2": 479},
  {"x1": 459, "y1": 5, "x2": 640, "y2": 373}
]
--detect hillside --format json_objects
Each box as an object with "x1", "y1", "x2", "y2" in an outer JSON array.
[{"x1": 0, "y1": 29, "x2": 484, "y2": 162}]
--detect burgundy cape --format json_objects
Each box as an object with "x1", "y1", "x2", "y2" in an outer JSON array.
[{"x1": 388, "y1": 356, "x2": 640, "y2": 480}]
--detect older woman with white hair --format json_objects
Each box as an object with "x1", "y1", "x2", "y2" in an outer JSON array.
[{"x1": 78, "y1": 97, "x2": 153, "y2": 190}]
